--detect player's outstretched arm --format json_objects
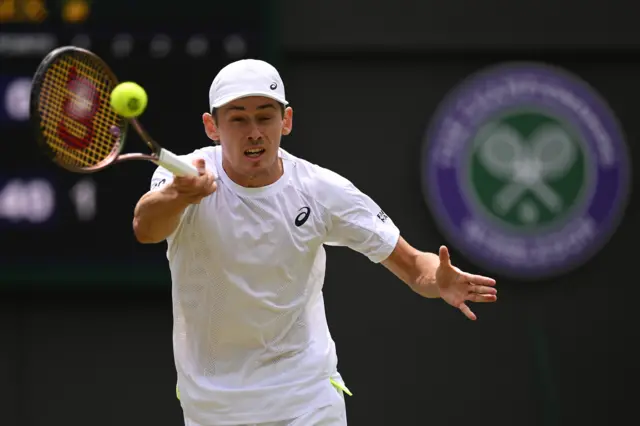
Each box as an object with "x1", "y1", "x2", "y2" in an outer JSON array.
[
  {"x1": 381, "y1": 237, "x2": 441, "y2": 298},
  {"x1": 382, "y1": 237, "x2": 497, "y2": 320},
  {"x1": 317, "y1": 167, "x2": 497, "y2": 320},
  {"x1": 133, "y1": 158, "x2": 216, "y2": 244}
]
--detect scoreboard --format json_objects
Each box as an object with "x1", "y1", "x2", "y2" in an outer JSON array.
[{"x1": 0, "y1": 0, "x2": 276, "y2": 283}]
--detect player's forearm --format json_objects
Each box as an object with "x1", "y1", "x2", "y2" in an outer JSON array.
[
  {"x1": 382, "y1": 237, "x2": 441, "y2": 299},
  {"x1": 132, "y1": 187, "x2": 191, "y2": 244}
]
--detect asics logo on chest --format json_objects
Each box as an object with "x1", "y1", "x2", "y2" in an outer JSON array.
[{"x1": 295, "y1": 207, "x2": 311, "y2": 227}]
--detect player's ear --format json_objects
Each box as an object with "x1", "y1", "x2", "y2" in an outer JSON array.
[
  {"x1": 202, "y1": 112, "x2": 220, "y2": 141},
  {"x1": 282, "y1": 106, "x2": 293, "y2": 136}
]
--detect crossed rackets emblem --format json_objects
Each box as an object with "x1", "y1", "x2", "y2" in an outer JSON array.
[{"x1": 476, "y1": 123, "x2": 578, "y2": 218}]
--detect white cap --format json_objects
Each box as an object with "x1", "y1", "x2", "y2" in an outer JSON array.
[{"x1": 209, "y1": 59, "x2": 288, "y2": 111}]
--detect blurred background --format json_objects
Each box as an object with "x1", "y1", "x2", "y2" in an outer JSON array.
[{"x1": 1, "y1": 0, "x2": 638, "y2": 425}]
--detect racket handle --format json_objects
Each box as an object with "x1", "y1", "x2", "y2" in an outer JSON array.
[{"x1": 156, "y1": 148, "x2": 199, "y2": 177}]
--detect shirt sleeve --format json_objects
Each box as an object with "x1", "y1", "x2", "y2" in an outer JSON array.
[
  {"x1": 149, "y1": 165, "x2": 174, "y2": 192},
  {"x1": 320, "y1": 172, "x2": 400, "y2": 264},
  {"x1": 149, "y1": 151, "x2": 199, "y2": 192},
  {"x1": 147, "y1": 151, "x2": 199, "y2": 242}
]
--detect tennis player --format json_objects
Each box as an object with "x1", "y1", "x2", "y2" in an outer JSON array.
[{"x1": 133, "y1": 59, "x2": 498, "y2": 426}]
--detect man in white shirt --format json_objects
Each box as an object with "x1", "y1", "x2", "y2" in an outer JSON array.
[{"x1": 133, "y1": 59, "x2": 498, "y2": 426}]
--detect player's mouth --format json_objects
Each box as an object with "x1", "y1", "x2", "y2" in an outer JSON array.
[{"x1": 244, "y1": 148, "x2": 265, "y2": 159}]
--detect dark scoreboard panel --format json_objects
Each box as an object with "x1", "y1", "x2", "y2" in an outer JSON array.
[{"x1": 0, "y1": 0, "x2": 276, "y2": 283}]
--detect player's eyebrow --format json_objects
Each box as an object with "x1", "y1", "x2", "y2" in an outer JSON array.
[
  {"x1": 225, "y1": 104, "x2": 276, "y2": 112},
  {"x1": 256, "y1": 104, "x2": 277, "y2": 110}
]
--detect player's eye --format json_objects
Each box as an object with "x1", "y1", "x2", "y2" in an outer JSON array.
[{"x1": 231, "y1": 117, "x2": 246, "y2": 123}]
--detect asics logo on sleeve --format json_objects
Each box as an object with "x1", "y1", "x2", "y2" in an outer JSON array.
[
  {"x1": 295, "y1": 207, "x2": 311, "y2": 227},
  {"x1": 151, "y1": 178, "x2": 166, "y2": 190}
]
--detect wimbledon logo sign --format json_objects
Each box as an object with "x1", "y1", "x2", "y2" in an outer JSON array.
[{"x1": 422, "y1": 63, "x2": 630, "y2": 280}]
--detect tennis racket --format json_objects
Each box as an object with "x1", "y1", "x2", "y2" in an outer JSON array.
[{"x1": 30, "y1": 46, "x2": 199, "y2": 177}]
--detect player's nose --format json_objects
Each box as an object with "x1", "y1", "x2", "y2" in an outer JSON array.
[{"x1": 247, "y1": 123, "x2": 262, "y2": 141}]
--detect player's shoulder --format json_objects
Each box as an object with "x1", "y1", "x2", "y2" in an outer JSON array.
[{"x1": 284, "y1": 150, "x2": 356, "y2": 199}]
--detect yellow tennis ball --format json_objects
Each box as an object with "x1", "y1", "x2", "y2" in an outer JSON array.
[{"x1": 110, "y1": 82, "x2": 148, "y2": 118}]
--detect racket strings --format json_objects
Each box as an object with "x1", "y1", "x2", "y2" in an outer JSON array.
[{"x1": 38, "y1": 55, "x2": 124, "y2": 168}]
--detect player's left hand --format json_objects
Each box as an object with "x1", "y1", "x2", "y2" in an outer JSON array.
[{"x1": 435, "y1": 245, "x2": 497, "y2": 321}]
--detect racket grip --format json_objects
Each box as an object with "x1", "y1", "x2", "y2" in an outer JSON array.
[{"x1": 156, "y1": 148, "x2": 199, "y2": 177}]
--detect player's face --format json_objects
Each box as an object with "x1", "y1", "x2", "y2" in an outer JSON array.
[{"x1": 203, "y1": 96, "x2": 293, "y2": 186}]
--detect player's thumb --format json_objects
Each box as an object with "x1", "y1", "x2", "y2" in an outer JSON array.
[
  {"x1": 439, "y1": 245, "x2": 452, "y2": 267},
  {"x1": 192, "y1": 158, "x2": 206, "y2": 174}
]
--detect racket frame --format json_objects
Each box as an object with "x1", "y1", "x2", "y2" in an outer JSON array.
[{"x1": 30, "y1": 46, "x2": 198, "y2": 177}]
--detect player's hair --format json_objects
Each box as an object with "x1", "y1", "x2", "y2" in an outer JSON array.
[{"x1": 211, "y1": 102, "x2": 286, "y2": 124}]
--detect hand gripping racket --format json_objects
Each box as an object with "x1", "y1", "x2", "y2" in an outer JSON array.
[{"x1": 30, "y1": 46, "x2": 199, "y2": 177}]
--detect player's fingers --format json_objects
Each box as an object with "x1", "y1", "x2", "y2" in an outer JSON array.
[
  {"x1": 462, "y1": 271, "x2": 496, "y2": 286},
  {"x1": 467, "y1": 293, "x2": 497, "y2": 303},
  {"x1": 192, "y1": 158, "x2": 206, "y2": 174},
  {"x1": 470, "y1": 284, "x2": 497, "y2": 295},
  {"x1": 189, "y1": 174, "x2": 213, "y2": 196},
  {"x1": 439, "y1": 245, "x2": 452, "y2": 267},
  {"x1": 205, "y1": 175, "x2": 217, "y2": 194},
  {"x1": 172, "y1": 176, "x2": 194, "y2": 188},
  {"x1": 173, "y1": 176, "x2": 198, "y2": 190},
  {"x1": 459, "y1": 303, "x2": 477, "y2": 321}
]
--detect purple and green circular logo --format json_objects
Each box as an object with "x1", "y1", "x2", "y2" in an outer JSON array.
[{"x1": 422, "y1": 63, "x2": 630, "y2": 280}]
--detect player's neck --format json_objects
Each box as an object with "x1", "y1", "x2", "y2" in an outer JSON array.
[{"x1": 223, "y1": 157, "x2": 284, "y2": 188}]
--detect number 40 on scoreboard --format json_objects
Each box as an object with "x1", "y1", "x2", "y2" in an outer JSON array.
[{"x1": 0, "y1": 177, "x2": 96, "y2": 225}]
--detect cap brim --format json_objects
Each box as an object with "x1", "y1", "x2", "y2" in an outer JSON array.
[{"x1": 211, "y1": 92, "x2": 288, "y2": 110}]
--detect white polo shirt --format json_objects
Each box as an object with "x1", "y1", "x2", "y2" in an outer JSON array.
[{"x1": 150, "y1": 146, "x2": 400, "y2": 425}]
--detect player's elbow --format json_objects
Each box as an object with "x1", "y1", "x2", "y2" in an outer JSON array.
[{"x1": 132, "y1": 217, "x2": 163, "y2": 244}]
